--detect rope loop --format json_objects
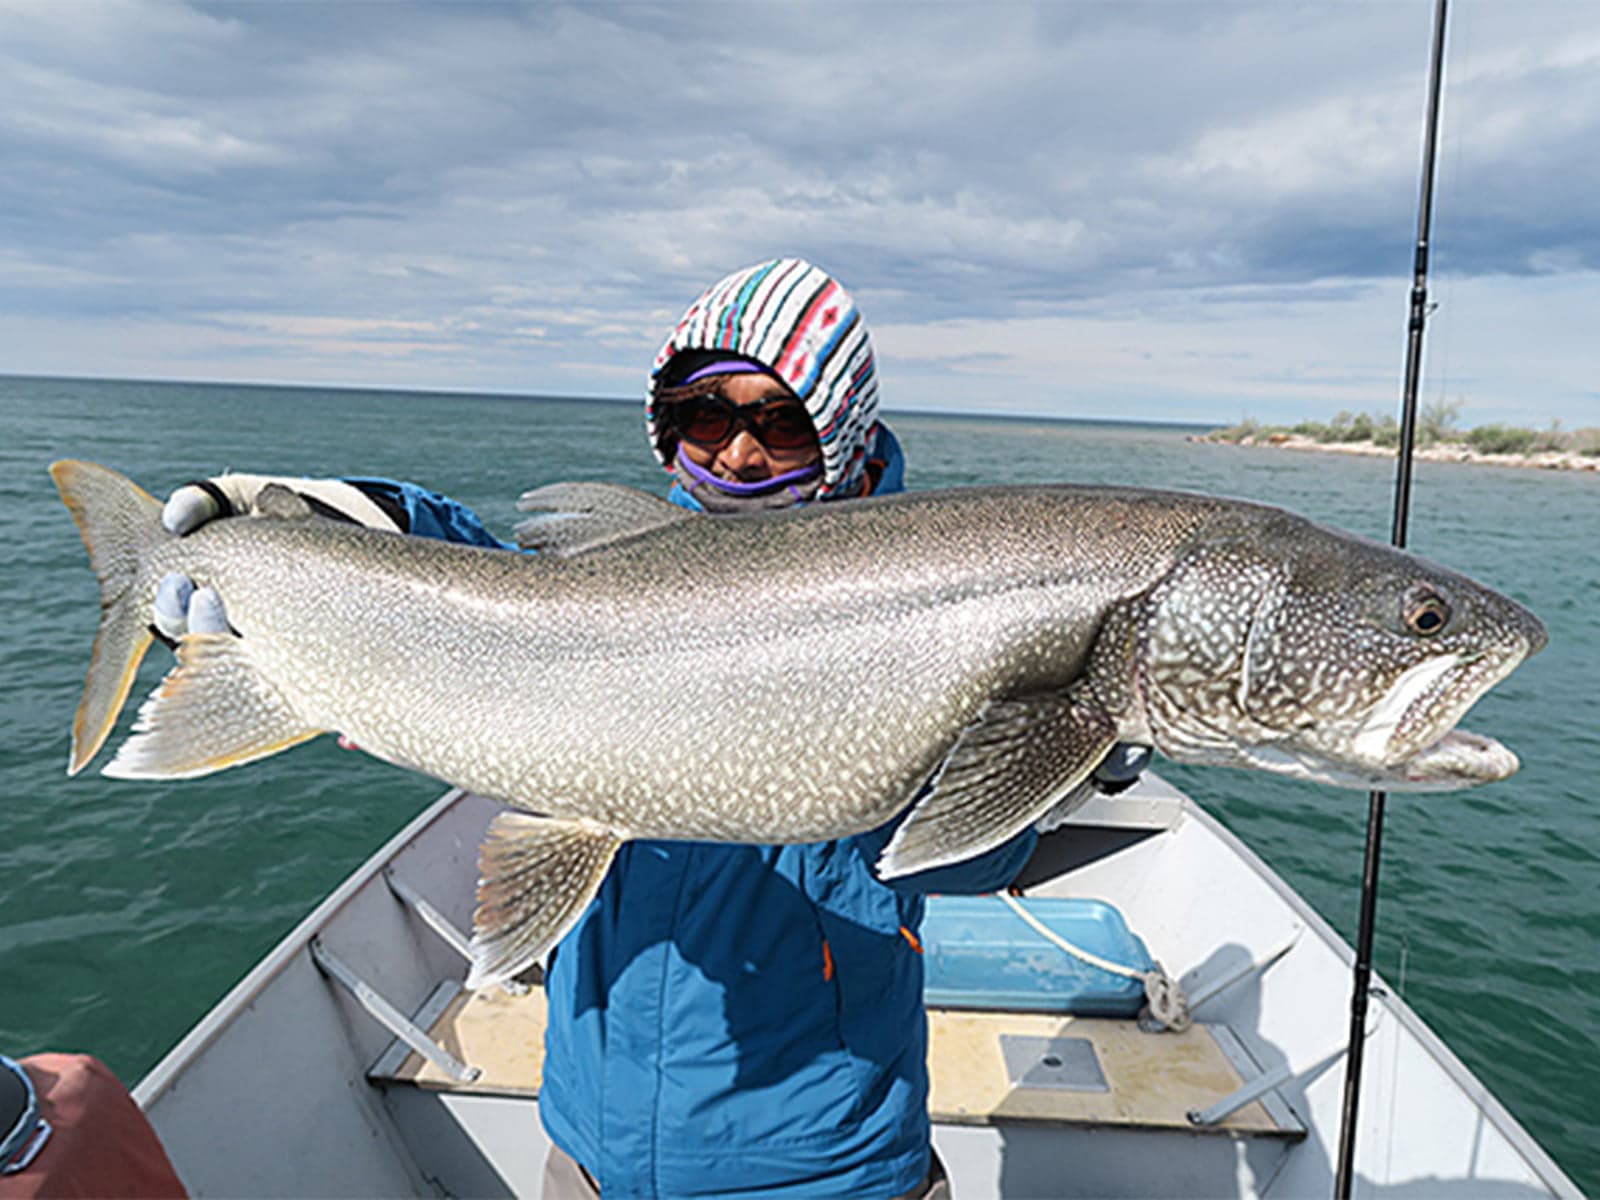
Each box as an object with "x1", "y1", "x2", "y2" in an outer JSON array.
[{"x1": 1140, "y1": 968, "x2": 1192, "y2": 1032}]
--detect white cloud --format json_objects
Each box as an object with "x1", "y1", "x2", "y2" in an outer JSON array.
[
  {"x1": 0, "y1": 1, "x2": 1595, "y2": 429},
  {"x1": 1173, "y1": 85, "x2": 1421, "y2": 201}
]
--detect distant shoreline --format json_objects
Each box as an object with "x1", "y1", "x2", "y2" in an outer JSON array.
[{"x1": 1189, "y1": 430, "x2": 1600, "y2": 473}]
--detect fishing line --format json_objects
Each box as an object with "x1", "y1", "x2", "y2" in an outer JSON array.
[
  {"x1": 1383, "y1": 931, "x2": 1412, "y2": 1184},
  {"x1": 1426, "y1": 0, "x2": 1472, "y2": 441}
]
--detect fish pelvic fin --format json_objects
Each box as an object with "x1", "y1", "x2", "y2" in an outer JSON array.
[
  {"x1": 467, "y1": 813, "x2": 622, "y2": 989},
  {"x1": 50, "y1": 460, "x2": 168, "y2": 775},
  {"x1": 104, "y1": 633, "x2": 321, "y2": 779},
  {"x1": 878, "y1": 693, "x2": 1118, "y2": 879}
]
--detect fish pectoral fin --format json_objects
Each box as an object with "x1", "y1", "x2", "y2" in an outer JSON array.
[
  {"x1": 878, "y1": 693, "x2": 1118, "y2": 879},
  {"x1": 103, "y1": 633, "x2": 322, "y2": 779},
  {"x1": 513, "y1": 481, "x2": 693, "y2": 555},
  {"x1": 468, "y1": 813, "x2": 622, "y2": 989}
]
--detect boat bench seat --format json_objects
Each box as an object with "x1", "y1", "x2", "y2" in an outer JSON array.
[
  {"x1": 369, "y1": 981, "x2": 1304, "y2": 1141},
  {"x1": 927, "y1": 1006, "x2": 1302, "y2": 1139}
]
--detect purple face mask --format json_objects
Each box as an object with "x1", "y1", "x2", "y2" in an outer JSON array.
[{"x1": 672, "y1": 448, "x2": 821, "y2": 513}]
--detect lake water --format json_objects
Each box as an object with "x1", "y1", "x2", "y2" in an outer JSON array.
[{"x1": 1, "y1": 374, "x2": 1595, "y2": 1190}]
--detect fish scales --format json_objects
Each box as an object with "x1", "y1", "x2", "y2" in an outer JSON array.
[
  {"x1": 144, "y1": 487, "x2": 1203, "y2": 839},
  {"x1": 51, "y1": 463, "x2": 1545, "y2": 986}
]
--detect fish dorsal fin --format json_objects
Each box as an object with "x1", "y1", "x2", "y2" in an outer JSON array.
[
  {"x1": 514, "y1": 482, "x2": 693, "y2": 556},
  {"x1": 256, "y1": 483, "x2": 315, "y2": 520},
  {"x1": 877, "y1": 692, "x2": 1118, "y2": 879}
]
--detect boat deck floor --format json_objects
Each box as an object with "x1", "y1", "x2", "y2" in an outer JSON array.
[{"x1": 371, "y1": 981, "x2": 1303, "y2": 1141}]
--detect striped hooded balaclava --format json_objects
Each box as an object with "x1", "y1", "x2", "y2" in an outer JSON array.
[{"x1": 647, "y1": 258, "x2": 881, "y2": 501}]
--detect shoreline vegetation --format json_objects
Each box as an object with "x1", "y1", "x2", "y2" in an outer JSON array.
[{"x1": 1192, "y1": 401, "x2": 1600, "y2": 473}]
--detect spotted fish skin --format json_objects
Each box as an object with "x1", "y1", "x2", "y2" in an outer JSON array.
[{"x1": 51, "y1": 463, "x2": 1545, "y2": 985}]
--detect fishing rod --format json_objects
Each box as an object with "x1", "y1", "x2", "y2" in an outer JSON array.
[{"x1": 1334, "y1": 0, "x2": 1449, "y2": 1194}]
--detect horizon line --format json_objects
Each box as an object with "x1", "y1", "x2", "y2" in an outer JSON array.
[{"x1": 0, "y1": 370, "x2": 1221, "y2": 433}]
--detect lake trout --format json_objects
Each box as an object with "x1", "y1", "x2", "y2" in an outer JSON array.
[{"x1": 51, "y1": 460, "x2": 1545, "y2": 987}]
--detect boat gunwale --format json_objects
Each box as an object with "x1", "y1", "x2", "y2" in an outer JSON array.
[
  {"x1": 1175, "y1": 796, "x2": 1581, "y2": 1198},
  {"x1": 131, "y1": 786, "x2": 477, "y2": 1109}
]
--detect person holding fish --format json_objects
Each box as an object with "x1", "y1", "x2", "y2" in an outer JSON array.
[{"x1": 150, "y1": 259, "x2": 1146, "y2": 1199}]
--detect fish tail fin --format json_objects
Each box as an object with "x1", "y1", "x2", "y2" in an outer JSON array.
[
  {"x1": 468, "y1": 813, "x2": 622, "y2": 989},
  {"x1": 49, "y1": 460, "x2": 168, "y2": 775}
]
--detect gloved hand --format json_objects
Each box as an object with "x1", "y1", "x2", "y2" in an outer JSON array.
[
  {"x1": 149, "y1": 571, "x2": 363, "y2": 753},
  {"x1": 152, "y1": 573, "x2": 232, "y2": 644},
  {"x1": 1092, "y1": 743, "x2": 1152, "y2": 795},
  {"x1": 154, "y1": 473, "x2": 402, "y2": 646},
  {"x1": 161, "y1": 473, "x2": 402, "y2": 536},
  {"x1": 1034, "y1": 743, "x2": 1153, "y2": 834}
]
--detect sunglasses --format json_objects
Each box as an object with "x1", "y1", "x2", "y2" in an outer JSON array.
[
  {"x1": 666, "y1": 393, "x2": 817, "y2": 453},
  {"x1": 1, "y1": 1056, "x2": 51, "y2": 1176}
]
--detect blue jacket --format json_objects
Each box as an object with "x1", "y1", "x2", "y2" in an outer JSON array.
[{"x1": 353, "y1": 431, "x2": 1036, "y2": 1197}]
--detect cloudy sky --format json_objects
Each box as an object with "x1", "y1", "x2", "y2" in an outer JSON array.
[{"x1": 2, "y1": 0, "x2": 1596, "y2": 427}]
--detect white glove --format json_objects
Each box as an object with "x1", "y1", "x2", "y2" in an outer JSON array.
[
  {"x1": 152, "y1": 574, "x2": 232, "y2": 642},
  {"x1": 154, "y1": 473, "x2": 401, "y2": 644},
  {"x1": 149, "y1": 572, "x2": 363, "y2": 756},
  {"x1": 161, "y1": 473, "x2": 402, "y2": 536}
]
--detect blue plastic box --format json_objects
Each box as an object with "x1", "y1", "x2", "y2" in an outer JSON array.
[{"x1": 922, "y1": 895, "x2": 1154, "y2": 1016}]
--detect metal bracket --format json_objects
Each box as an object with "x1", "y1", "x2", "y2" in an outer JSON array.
[
  {"x1": 309, "y1": 937, "x2": 480, "y2": 1084},
  {"x1": 1185, "y1": 926, "x2": 1304, "y2": 1013},
  {"x1": 383, "y1": 869, "x2": 473, "y2": 963},
  {"x1": 383, "y1": 869, "x2": 532, "y2": 994},
  {"x1": 1000, "y1": 1034, "x2": 1110, "y2": 1093},
  {"x1": 1188, "y1": 1060, "x2": 1298, "y2": 1128},
  {"x1": 1189, "y1": 1028, "x2": 1355, "y2": 1132}
]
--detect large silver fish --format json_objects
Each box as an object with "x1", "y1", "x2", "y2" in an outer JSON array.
[{"x1": 52, "y1": 460, "x2": 1545, "y2": 986}]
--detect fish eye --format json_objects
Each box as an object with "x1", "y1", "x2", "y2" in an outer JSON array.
[{"x1": 1404, "y1": 587, "x2": 1451, "y2": 637}]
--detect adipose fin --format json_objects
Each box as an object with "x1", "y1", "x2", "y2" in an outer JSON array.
[
  {"x1": 254, "y1": 483, "x2": 317, "y2": 520},
  {"x1": 514, "y1": 482, "x2": 693, "y2": 556}
]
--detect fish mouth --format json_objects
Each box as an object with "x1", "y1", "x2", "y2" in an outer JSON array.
[
  {"x1": 1389, "y1": 727, "x2": 1521, "y2": 790},
  {"x1": 1371, "y1": 633, "x2": 1539, "y2": 790},
  {"x1": 1252, "y1": 634, "x2": 1537, "y2": 793},
  {"x1": 1369, "y1": 636, "x2": 1535, "y2": 771}
]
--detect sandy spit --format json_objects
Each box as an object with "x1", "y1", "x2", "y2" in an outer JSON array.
[{"x1": 1188, "y1": 432, "x2": 1600, "y2": 473}]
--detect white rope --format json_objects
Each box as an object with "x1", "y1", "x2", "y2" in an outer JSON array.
[
  {"x1": 998, "y1": 891, "x2": 1192, "y2": 1031},
  {"x1": 998, "y1": 890, "x2": 1143, "y2": 978}
]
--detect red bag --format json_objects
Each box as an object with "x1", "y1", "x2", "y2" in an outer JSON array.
[{"x1": 0, "y1": 1055, "x2": 185, "y2": 1199}]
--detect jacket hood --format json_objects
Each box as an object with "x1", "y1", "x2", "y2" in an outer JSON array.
[{"x1": 647, "y1": 258, "x2": 881, "y2": 500}]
